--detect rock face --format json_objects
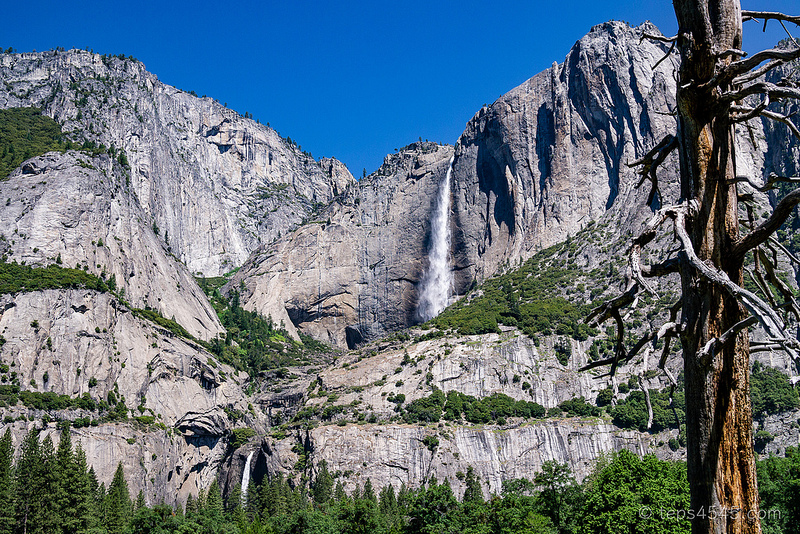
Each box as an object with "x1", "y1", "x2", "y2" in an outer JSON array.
[
  {"x1": 0, "y1": 286, "x2": 267, "y2": 504},
  {"x1": 230, "y1": 142, "x2": 455, "y2": 347},
  {"x1": 450, "y1": 21, "x2": 682, "y2": 288},
  {"x1": 248, "y1": 328, "x2": 686, "y2": 497},
  {"x1": 0, "y1": 151, "x2": 263, "y2": 502},
  {"x1": 0, "y1": 151, "x2": 221, "y2": 340},
  {"x1": 0, "y1": 50, "x2": 354, "y2": 276},
  {"x1": 229, "y1": 22, "x2": 684, "y2": 346}
]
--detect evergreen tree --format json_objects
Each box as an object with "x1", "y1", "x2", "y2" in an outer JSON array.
[
  {"x1": 134, "y1": 490, "x2": 146, "y2": 511},
  {"x1": 205, "y1": 478, "x2": 224, "y2": 516},
  {"x1": 0, "y1": 429, "x2": 14, "y2": 534},
  {"x1": 333, "y1": 481, "x2": 347, "y2": 503},
  {"x1": 95, "y1": 481, "x2": 107, "y2": 525},
  {"x1": 533, "y1": 460, "x2": 575, "y2": 532},
  {"x1": 73, "y1": 445, "x2": 99, "y2": 532},
  {"x1": 33, "y1": 435, "x2": 60, "y2": 534},
  {"x1": 312, "y1": 460, "x2": 334, "y2": 505},
  {"x1": 362, "y1": 478, "x2": 376, "y2": 503},
  {"x1": 226, "y1": 484, "x2": 245, "y2": 522},
  {"x1": 184, "y1": 493, "x2": 197, "y2": 517},
  {"x1": 105, "y1": 463, "x2": 132, "y2": 534},
  {"x1": 462, "y1": 466, "x2": 484, "y2": 504},
  {"x1": 15, "y1": 429, "x2": 41, "y2": 534},
  {"x1": 54, "y1": 425, "x2": 88, "y2": 534}
]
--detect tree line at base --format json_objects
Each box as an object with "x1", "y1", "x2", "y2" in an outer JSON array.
[{"x1": 0, "y1": 425, "x2": 799, "y2": 534}]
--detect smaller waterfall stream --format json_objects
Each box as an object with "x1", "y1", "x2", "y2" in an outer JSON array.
[
  {"x1": 416, "y1": 157, "x2": 454, "y2": 322},
  {"x1": 241, "y1": 450, "x2": 254, "y2": 504}
]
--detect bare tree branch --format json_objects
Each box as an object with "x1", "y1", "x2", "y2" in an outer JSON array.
[
  {"x1": 733, "y1": 188, "x2": 800, "y2": 257},
  {"x1": 724, "y1": 46, "x2": 800, "y2": 80},
  {"x1": 731, "y1": 171, "x2": 800, "y2": 192},
  {"x1": 732, "y1": 103, "x2": 800, "y2": 142},
  {"x1": 730, "y1": 101, "x2": 769, "y2": 124},
  {"x1": 696, "y1": 317, "x2": 759, "y2": 364},
  {"x1": 641, "y1": 32, "x2": 678, "y2": 43},
  {"x1": 628, "y1": 135, "x2": 678, "y2": 206},
  {"x1": 720, "y1": 81, "x2": 800, "y2": 106},
  {"x1": 586, "y1": 285, "x2": 638, "y2": 327},
  {"x1": 641, "y1": 257, "x2": 681, "y2": 277},
  {"x1": 761, "y1": 109, "x2": 800, "y2": 142},
  {"x1": 732, "y1": 59, "x2": 786, "y2": 86},
  {"x1": 581, "y1": 306, "x2": 681, "y2": 375},
  {"x1": 750, "y1": 342, "x2": 786, "y2": 353},
  {"x1": 671, "y1": 207, "x2": 787, "y2": 339},
  {"x1": 768, "y1": 235, "x2": 800, "y2": 265},
  {"x1": 742, "y1": 11, "x2": 800, "y2": 26},
  {"x1": 757, "y1": 248, "x2": 800, "y2": 320},
  {"x1": 639, "y1": 374, "x2": 654, "y2": 430},
  {"x1": 779, "y1": 20, "x2": 800, "y2": 47}
]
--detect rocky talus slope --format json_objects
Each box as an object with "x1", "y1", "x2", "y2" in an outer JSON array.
[{"x1": 0, "y1": 49, "x2": 354, "y2": 276}]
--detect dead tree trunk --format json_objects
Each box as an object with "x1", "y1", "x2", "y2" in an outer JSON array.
[
  {"x1": 673, "y1": 1, "x2": 761, "y2": 532},
  {"x1": 583, "y1": 2, "x2": 800, "y2": 532}
]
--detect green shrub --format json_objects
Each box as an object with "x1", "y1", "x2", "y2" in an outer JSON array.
[
  {"x1": 558, "y1": 396, "x2": 599, "y2": 417},
  {"x1": 751, "y1": 361, "x2": 800, "y2": 419},
  {"x1": 0, "y1": 261, "x2": 108, "y2": 294},
  {"x1": 229, "y1": 427, "x2": 256, "y2": 449},
  {"x1": 610, "y1": 388, "x2": 685, "y2": 432},
  {"x1": 403, "y1": 389, "x2": 446, "y2": 423},
  {"x1": 429, "y1": 245, "x2": 598, "y2": 340},
  {"x1": 0, "y1": 108, "x2": 67, "y2": 180},
  {"x1": 422, "y1": 435, "x2": 439, "y2": 452}
]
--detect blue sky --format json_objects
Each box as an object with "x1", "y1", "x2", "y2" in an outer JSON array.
[{"x1": 1, "y1": 1, "x2": 797, "y2": 175}]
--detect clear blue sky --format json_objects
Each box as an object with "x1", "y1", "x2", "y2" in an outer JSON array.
[{"x1": 1, "y1": 1, "x2": 796, "y2": 175}]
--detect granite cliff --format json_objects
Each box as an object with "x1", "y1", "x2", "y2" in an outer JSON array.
[{"x1": 0, "y1": 49, "x2": 354, "y2": 276}]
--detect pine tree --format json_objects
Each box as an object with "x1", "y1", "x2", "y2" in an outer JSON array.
[
  {"x1": 73, "y1": 446, "x2": 98, "y2": 532},
  {"x1": 105, "y1": 463, "x2": 131, "y2": 534},
  {"x1": 184, "y1": 493, "x2": 196, "y2": 517},
  {"x1": 312, "y1": 460, "x2": 333, "y2": 505},
  {"x1": 333, "y1": 481, "x2": 347, "y2": 503},
  {"x1": 462, "y1": 466, "x2": 484, "y2": 504},
  {"x1": 362, "y1": 478, "x2": 377, "y2": 503},
  {"x1": 205, "y1": 478, "x2": 224, "y2": 516},
  {"x1": 54, "y1": 426, "x2": 78, "y2": 534},
  {"x1": 226, "y1": 484, "x2": 243, "y2": 520},
  {"x1": 134, "y1": 490, "x2": 146, "y2": 511},
  {"x1": 15, "y1": 429, "x2": 41, "y2": 534},
  {"x1": 378, "y1": 484, "x2": 397, "y2": 516},
  {"x1": 0, "y1": 429, "x2": 14, "y2": 534},
  {"x1": 34, "y1": 435, "x2": 60, "y2": 534},
  {"x1": 95, "y1": 481, "x2": 107, "y2": 524}
]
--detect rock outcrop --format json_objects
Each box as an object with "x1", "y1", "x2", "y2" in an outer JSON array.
[
  {"x1": 0, "y1": 151, "x2": 221, "y2": 339},
  {"x1": 0, "y1": 285, "x2": 266, "y2": 503},
  {"x1": 230, "y1": 142, "x2": 454, "y2": 347},
  {"x1": 0, "y1": 50, "x2": 354, "y2": 276},
  {"x1": 230, "y1": 21, "x2": 793, "y2": 347},
  {"x1": 450, "y1": 21, "x2": 682, "y2": 288}
]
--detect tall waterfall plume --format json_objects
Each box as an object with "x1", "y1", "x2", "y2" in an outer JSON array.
[
  {"x1": 241, "y1": 450, "x2": 254, "y2": 504},
  {"x1": 416, "y1": 157, "x2": 454, "y2": 322}
]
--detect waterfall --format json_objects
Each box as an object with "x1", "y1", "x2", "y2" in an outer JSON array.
[
  {"x1": 241, "y1": 450, "x2": 254, "y2": 504},
  {"x1": 416, "y1": 157, "x2": 454, "y2": 322}
]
